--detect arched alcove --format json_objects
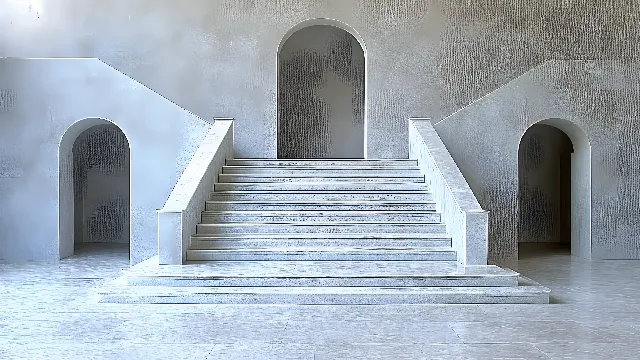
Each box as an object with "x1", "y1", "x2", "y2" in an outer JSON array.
[
  {"x1": 59, "y1": 118, "x2": 131, "y2": 260},
  {"x1": 517, "y1": 118, "x2": 592, "y2": 259},
  {"x1": 277, "y1": 19, "x2": 367, "y2": 159}
]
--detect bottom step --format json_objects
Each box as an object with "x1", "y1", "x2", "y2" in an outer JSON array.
[{"x1": 97, "y1": 278, "x2": 549, "y2": 305}]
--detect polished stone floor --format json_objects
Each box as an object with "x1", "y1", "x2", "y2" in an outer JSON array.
[{"x1": 1, "y1": 243, "x2": 639, "y2": 359}]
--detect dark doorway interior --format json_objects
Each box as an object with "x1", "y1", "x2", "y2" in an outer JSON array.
[
  {"x1": 277, "y1": 24, "x2": 365, "y2": 159},
  {"x1": 518, "y1": 123, "x2": 573, "y2": 257},
  {"x1": 72, "y1": 124, "x2": 130, "y2": 255}
]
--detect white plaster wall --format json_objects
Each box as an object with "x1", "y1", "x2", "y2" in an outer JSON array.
[{"x1": 0, "y1": 58, "x2": 211, "y2": 264}]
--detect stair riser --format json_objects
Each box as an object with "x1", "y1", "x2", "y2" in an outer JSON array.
[
  {"x1": 205, "y1": 203, "x2": 437, "y2": 211},
  {"x1": 201, "y1": 213, "x2": 441, "y2": 223},
  {"x1": 127, "y1": 277, "x2": 517, "y2": 287},
  {"x1": 226, "y1": 160, "x2": 418, "y2": 166},
  {"x1": 218, "y1": 175, "x2": 424, "y2": 183},
  {"x1": 99, "y1": 293, "x2": 549, "y2": 305},
  {"x1": 186, "y1": 251, "x2": 457, "y2": 261},
  {"x1": 214, "y1": 183, "x2": 430, "y2": 191},
  {"x1": 209, "y1": 193, "x2": 433, "y2": 202},
  {"x1": 190, "y1": 239, "x2": 452, "y2": 248},
  {"x1": 196, "y1": 224, "x2": 447, "y2": 234},
  {"x1": 222, "y1": 168, "x2": 422, "y2": 176}
]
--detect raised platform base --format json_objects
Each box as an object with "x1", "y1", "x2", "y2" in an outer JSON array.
[{"x1": 96, "y1": 257, "x2": 550, "y2": 304}]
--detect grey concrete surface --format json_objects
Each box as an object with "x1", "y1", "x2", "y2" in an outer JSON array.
[
  {"x1": 409, "y1": 119, "x2": 488, "y2": 265},
  {"x1": 0, "y1": 58, "x2": 211, "y2": 264},
  {"x1": 1, "y1": 1, "x2": 638, "y2": 264},
  {"x1": 158, "y1": 120, "x2": 233, "y2": 265},
  {"x1": 1, "y1": 243, "x2": 639, "y2": 359},
  {"x1": 434, "y1": 61, "x2": 640, "y2": 262}
]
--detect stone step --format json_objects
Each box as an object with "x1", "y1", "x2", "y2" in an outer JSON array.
[
  {"x1": 209, "y1": 191, "x2": 433, "y2": 202},
  {"x1": 185, "y1": 247, "x2": 457, "y2": 261},
  {"x1": 122, "y1": 260, "x2": 518, "y2": 287},
  {"x1": 204, "y1": 201, "x2": 437, "y2": 211},
  {"x1": 226, "y1": 159, "x2": 418, "y2": 167},
  {"x1": 213, "y1": 182, "x2": 429, "y2": 192},
  {"x1": 98, "y1": 282, "x2": 550, "y2": 305},
  {"x1": 190, "y1": 237, "x2": 452, "y2": 249},
  {"x1": 200, "y1": 210, "x2": 441, "y2": 223},
  {"x1": 195, "y1": 222, "x2": 447, "y2": 235},
  {"x1": 218, "y1": 174, "x2": 425, "y2": 183},
  {"x1": 221, "y1": 166, "x2": 421, "y2": 176}
]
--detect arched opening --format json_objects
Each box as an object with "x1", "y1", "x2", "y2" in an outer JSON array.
[
  {"x1": 59, "y1": 118, "x2": 130, "y2": 260},
  {"x1": 517, "y1": 118, "x2": 592, "y2": 259},
  {"x1": 277, "y1": 19, "x2": 366, "y2": 159}
]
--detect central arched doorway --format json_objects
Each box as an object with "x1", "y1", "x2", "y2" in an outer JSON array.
[
  {"x1": 277, "y1": 19, "x2": 366, "y2": 159},
  {"x1": 517, "y1": 118, "x2": 592, "y2": 259}
]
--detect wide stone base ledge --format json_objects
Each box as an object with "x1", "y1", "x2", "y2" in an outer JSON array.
[
  {"x1": 93, "y1": 257, "x2": 550, "y2": 305},
  {"x1": 95, "y1": 282, "x2": 550, "y2": 305}
]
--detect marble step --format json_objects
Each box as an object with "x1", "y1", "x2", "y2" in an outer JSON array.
[
  {"x1": 190, "y1": 237, "x2": 452, "y2": 249},
  {"x1": 122, "y1": 260, "x2": 518, "y2": 287},
  {"x1": 200, "y1": 210, "x2": 441, "y2": 223},
  {"x1": 191, "y1": 232, "x2": 451, "y2": 240},
  {"x1": 213, "y1": 182, "x2": 429, "y2": 192},
  {"x1": 222, "y1": 166, "x2": 422, "y2": 176},
  {"x1": 226, "y1": 159, "x2": 418, "y2": 167},
  {"x1": 185, "y1": 247, "x2": 457, "y2": 261},
  {"x1": 195, "y1": 222, "x2": 447, "y2": 234},
  {"x1": 205, "y1": 200, "x2": 437, "y2": 211},
  {"x1": 98, "y1": 282, "x2": 550, "y2": 304},
  {"x1": 218, "y1": 174, "x2": 425, "y2": 183},
  {"x1": 209, "y1": 190, "x2": 434, "y2": 202}
]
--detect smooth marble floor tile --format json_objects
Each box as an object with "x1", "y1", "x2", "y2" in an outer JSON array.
[
  {"x1": 313, "y1": 343, "x2": 552, "y2": 360},
  {"x1": 449, "y1": 320, "x2": 612, "y2": 344},
  {"x1": 0, "y1": 343, "x2": 214, "y2": 360},
  {"x1": 206, "y1": 343, "x2": 314, "y2": 360},
  {"x1": 1, "y1": 243, "x2": 640, "y2": 359},
  {"x1": 533, "y1": 342, "x2": 640, "y2": 360}
]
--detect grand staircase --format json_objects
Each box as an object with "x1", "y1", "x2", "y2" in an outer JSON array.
[{"x1": 98, "y1": 159, "x2": 550, "y2": 304}]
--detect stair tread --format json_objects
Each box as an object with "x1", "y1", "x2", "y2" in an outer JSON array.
[
  {"x1": 212, "y1": 190, "x2": 430, "y2": 194},
  {"x1": 197, "y1": 221, "x2": 444, "y2": 226},
  {"x1": 187, "y1": 246, "x2": 455, "y2": 252},
  {"x1": 222, "y1": 165, "x2": 421, "y2": 169},
  {"x1": 220, "y1": 174, "x2": 424, "y2": 176},
  {"x1": 127, "y1": 258, "x2": 517, "y2": 278},
  {"x1": 206, "y1": 200, "x2": 435, "y2": 204},
  {"x1": 201, "y1": 210, "x2": 438, "y2": 214},
  {"x1": 191, "y1": 233, "x2": 452, "y2": 238},
  {"x1": 100, "y1": 285, "x2": 549, "y2": 296}
]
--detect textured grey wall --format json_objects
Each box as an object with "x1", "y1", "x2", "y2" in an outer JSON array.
[
  {"x1": 1, "y1": 1, "x2": 636, "y2": 158},
  {"x1": 0, "y1": 59, "x2": 210, "y2": 264},
  {"x1": 278, "y1": 25, "x2": 365, "y2": 159},
  {"x1": 0, "y1": 0, "x2": 443, "y2": 158},
  {"x1": 1, "y1": 1, "x2": 639, "y2": 262},
  {"x1": 518, "y1": 124, "x2": 572, "y2": 244},
  {"x1": 435, "y1": 61, "x2": 640, "y2": 261},
  {"x1": 72, "y1": 124, "x2": 130, "y2": 245}
]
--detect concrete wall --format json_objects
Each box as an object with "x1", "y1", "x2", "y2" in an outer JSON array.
[
  {"x1": 434, "y1": 61, "x2": 640, "y2": 261},
  {"x1": 1, "y1": 1, "x2": 639, "y2": 261},
  {"x1": 72, "y1": 124, "x2": 130, "y2": 245},
  {"x1": 0, "y1": 58, "x2": 211, "y2": 264},
  {"x1": 278, "y1": 24, "x2": 365, "y2": 159},
  {"x1": 518, "y1": 124, "x2": 572, "y2": 244},
  {"x1": 0, "y1": 0, "x2": 444, "y2": 158},
  {"x1": 3, "y1": 0, "x2": 635, "y2": 159}
]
